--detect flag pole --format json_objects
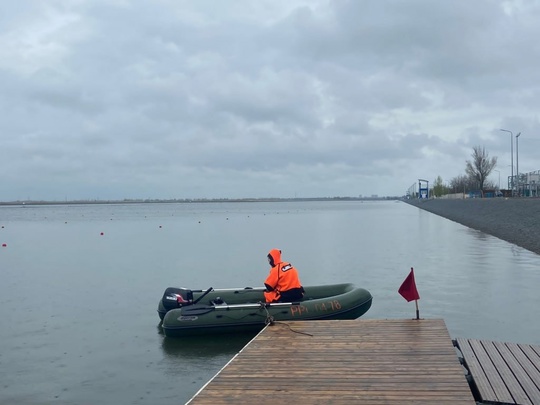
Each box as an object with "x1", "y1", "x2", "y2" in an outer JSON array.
[{"x1": 398, "y1": 267, "x2": 421, "y2": 320}]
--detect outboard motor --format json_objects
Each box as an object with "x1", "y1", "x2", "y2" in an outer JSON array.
[{"x1": 161, "y1": 287, "x2": 193, "y2": 311}]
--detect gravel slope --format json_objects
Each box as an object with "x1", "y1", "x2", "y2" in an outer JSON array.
[{"x1": 405, "y1": 198, "x2": 540, "y2": 255}]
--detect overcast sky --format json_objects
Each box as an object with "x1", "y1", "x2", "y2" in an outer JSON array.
[{"x1": 1, "y1": 0, "x2": 539, "y2": 201}]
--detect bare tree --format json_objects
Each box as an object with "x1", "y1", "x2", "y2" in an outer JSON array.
[
  {"x1": 450, "y1": 174, "x2": 471, "y2": 194},
  {"x1": 465, "y1": 146, "x2": 497, "y2": 196}
]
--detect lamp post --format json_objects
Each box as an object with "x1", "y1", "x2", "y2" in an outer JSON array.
[
  {"x1": 516, "y1": 132, "x2": 521, "y2": 196},
  {"x1": 493, "y1": 169, "x2": 500, "y2": 190},
  {"x1": 507, "y1": 165, "x2": 515, "y2": 190},
  {"x1": 500, "y1": 129, "x2": 514, "y2": 195}
]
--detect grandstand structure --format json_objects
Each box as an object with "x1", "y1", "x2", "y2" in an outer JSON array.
[{"x1": 511, "y1": 169, "x2": 540, "y2": 197}]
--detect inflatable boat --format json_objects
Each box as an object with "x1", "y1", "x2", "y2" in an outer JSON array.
[{"x1": 158, "y1": 283, "x2": 373, "y2": 337}]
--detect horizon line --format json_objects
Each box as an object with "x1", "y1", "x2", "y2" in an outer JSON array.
[{"x1": 0, "y1": 196, "x2": 402, "y2": 206}]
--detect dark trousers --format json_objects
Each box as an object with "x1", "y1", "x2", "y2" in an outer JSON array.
[{"x1": 278, "y1": 288, "x2": 304, "y2": 302}]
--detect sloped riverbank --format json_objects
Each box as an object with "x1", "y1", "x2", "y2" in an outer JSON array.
[{"x1": 405, "y1": 198, "x2": 540, "y2": 255}]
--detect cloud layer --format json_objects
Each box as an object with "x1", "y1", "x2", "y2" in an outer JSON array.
[{"x1": 1, "y1": 0, "x2": 539, "y2": 200}]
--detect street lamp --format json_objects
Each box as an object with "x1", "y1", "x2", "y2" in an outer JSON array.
[
  {"x1": 500, "y1": 129, "x2": 514, "y2": 195},
  {"x1": 507, "y1": 165, "x2": 515, "y2": 190},
  {"x1": 493, "y1": 169, "x2": 500, "y2": 190},
  {"x1": 516, "y1": 132, "x2": 521, "y2": 196}
]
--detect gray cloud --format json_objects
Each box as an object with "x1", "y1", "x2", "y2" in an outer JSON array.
[{"x1": 1, "y1": 0, "x2": 539, "y2": 201}]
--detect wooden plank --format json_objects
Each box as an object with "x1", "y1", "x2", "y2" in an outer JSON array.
[
  {"x1": 482, "y1": 340, "x2": 531, "y2": 405},
  {"x1": 507, "y1": 343, "x2": 540, "y2": 384},
  {"x1": 519, "y1": 343, "x2": 540, "y2": 374},
  {"x1": 188, "y1": 319, "x2": 475, "y2": 404},
  {"x1": 495, "y1": 341, "x2": 540, "y2": 405},
  {"x1": 455, "y1": 337, "x2": 497, "y2": 401},
  {"x1": 456, "y1": 338, "x2": 540, "y2": 405},
  {"x1": 467, "y1": 338, "x2": 515, "y2": 403}
]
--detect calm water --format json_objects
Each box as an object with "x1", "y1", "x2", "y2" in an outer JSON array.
[{"x1": 1, "y1": 201, "x2": 539, "y2": 404}]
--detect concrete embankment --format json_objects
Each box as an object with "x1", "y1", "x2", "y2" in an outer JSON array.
[{"x1": 405, "y1": 198, "x2": 540, "y2": 255}]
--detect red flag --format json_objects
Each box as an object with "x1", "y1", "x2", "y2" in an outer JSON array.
[{"x1": 398, "y1": 267, "x2": 420, "y2": 302}]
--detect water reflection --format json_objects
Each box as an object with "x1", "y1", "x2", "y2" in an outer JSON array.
[
  {"x1": 156, "y1": 328, "x2": 257, "y2": 403},
  {"x1": 160, "y1": 333, "x2": 254, "y2": 360},
  {"x1": 465, "y1": 227, "x2": 490, "y2": 242}
]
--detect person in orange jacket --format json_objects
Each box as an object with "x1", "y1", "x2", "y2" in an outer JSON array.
[{"x1": 263, "y1": 249, "x2": 304, "y2": 303}]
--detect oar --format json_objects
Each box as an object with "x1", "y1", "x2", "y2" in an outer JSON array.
[
  {"x1": 215, "y1": 301, "x2": 302, "y2": 309},
  {"x1": 188, "y1": 287, "x2": 266, "y2": 293},
  {"x1": 181, "y1": 301, "x2": 302, "y2": 316},
  {"x1": 192, "y1": 287, "x2": 213, "y2": 305},
  {"x1": 180, "y1": 305, "x2": 215, "y2": 316},
  {"x1": 233, "y1": 287, "x2": 266, "y2": 293}
]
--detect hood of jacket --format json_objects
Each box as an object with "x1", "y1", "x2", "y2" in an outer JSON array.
[{"x1": 267, "y1": 249, "x2": 282, "y2": 266}]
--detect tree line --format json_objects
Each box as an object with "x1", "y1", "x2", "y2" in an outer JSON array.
[{"x1": 431, "y1": 146, "x2": 498, "y2": 197}]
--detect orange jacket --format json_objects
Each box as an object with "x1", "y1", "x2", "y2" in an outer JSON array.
[{"x1": 264, "y1": 249, "x2": 303, "y2": 303}]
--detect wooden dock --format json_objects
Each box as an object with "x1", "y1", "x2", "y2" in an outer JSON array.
[
  {"x1": 455, "y1": 338, "x2": 540, "y2": 405},
  {"x1": 188, "y1": 319, "x2": 475, "y2": 404}
]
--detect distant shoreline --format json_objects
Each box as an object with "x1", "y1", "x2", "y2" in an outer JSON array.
[
  {"x1": 0, "y1": 196, "x2": 400, "y2": 206},
  {"x1": 405, "y1": 198, "x2": 540, "y2": 255}
]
